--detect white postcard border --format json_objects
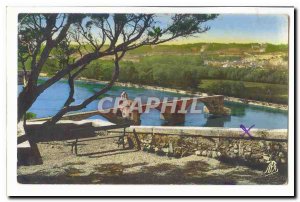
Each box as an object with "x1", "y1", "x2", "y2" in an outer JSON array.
[{"x1": 6, "y1": 6, "x2": 295, "y2": 196}]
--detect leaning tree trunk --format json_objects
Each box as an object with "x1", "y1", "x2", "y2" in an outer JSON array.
[{"x1": 17, "y1": 86, "x2": 39, "y2": 123}]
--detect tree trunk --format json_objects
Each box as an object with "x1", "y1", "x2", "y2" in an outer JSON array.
[{"x1": 17, "y1": 86, "x2": 39, "y2": 123}]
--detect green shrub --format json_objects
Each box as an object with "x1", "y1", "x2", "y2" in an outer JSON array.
[{"x1": 25, "y1": 112, "x2": 36, "y2": 120}]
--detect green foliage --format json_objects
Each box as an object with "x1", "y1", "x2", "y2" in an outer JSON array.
[
  {"x1": 82, "y1": 60, "x2": 114, "y2": 80},
  {"x1": 117, "y1": 55, "x2": 287, "y2": 85},
  {"x1": 25, "y1": 112, "x2": 37, "y2": 120},
  {"x1": 265, "y1": 44, "x2": 288, "y2": 53},
  {"x1": 205, "y1": 43, "x2": 253, "y2": 51},
  {"x1": 148, "y1": 26, "x2": 163, "y2": 37},
  {"x1": 42, "y1": 59, "x2": 62, "y2": 75},
  {"x1": 199, "y1": 80, "x2": 246, "y2": 97},
  {"x1": 124, "y1": 42, "x2": 288, "y2": 57},
  {"x1": 199, "y1": 79, "x2": 288, "y2": 104},
  {"x1": 169, "y1": 14, "x2": 218, "y2": 36}
]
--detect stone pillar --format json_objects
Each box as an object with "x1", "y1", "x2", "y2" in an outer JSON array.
[
  {"x1": 159, "y1": 102, "x2": 187, "y2": 125},
  {"x1": 202, "y1": 96, "x2": 231, "y2": 116},
  {"x1": 130, "y1": 110, "x2": 141, "y2": 125},
  {"x1": 203, "y1": 105, "x2": 231, "y2": 116}
]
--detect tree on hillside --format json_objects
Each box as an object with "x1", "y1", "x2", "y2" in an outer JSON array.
[{"x1": 18, "y1": 13, "x2": 218, "y2": 125}]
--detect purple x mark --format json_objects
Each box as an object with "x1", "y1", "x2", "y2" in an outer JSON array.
[{"x1": 240, "y1": 124, "x2": 255, "y2": 138}]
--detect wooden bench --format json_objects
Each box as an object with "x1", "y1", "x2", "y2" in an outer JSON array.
[{"x1": 66, "y1": 122, "x2": 131, "y2": 156}]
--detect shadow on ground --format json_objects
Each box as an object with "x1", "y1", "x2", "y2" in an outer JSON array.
[
  {"x1": 17, "y1": 139, "x2": 288, "y2": 185},
  {"x1": 18, "y1": 159, "x2": 287, "y2": 184}
]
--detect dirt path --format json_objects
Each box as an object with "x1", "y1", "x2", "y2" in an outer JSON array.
[{"x1": 17, "y1": 138, "x2": 287, "y2": 184}]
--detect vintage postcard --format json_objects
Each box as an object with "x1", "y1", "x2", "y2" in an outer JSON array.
[{"x1": 6, "y1": 6, "x2": 295, "y2": 197}]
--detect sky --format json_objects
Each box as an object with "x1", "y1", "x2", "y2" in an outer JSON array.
[
  {"x1": 48, "y1": 13, "x2": 289, "y2": 45},
  {"x1": 162, "y1": 14, "x2": 289, "y2": 45}
]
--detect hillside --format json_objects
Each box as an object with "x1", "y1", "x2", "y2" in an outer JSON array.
[
  {"x1": 22, "y1": 43, "x2": 289, "y2": 104},
  {"x1": 123, "y1": 43, "x2": 288, "y2": 69}
]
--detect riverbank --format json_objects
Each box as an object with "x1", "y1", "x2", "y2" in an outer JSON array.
[{"x1": 75, "y1": 76, "x2": 288, "y2": 111}]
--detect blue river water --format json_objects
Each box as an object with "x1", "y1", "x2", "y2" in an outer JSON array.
[{"x1": 18, "y1": 78, "x2": 288, "y2": 129}]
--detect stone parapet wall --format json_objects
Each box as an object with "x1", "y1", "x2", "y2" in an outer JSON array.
[{"x1": 109, "y1": 126, "x2": 288, "y2": 170}]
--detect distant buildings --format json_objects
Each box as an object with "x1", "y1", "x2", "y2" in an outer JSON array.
[{"x1": 203, "y1": 52, "x2": 287, "y2": 69}]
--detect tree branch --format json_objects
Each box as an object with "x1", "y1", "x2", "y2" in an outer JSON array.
[
  {"x1": 45, "y1": 52, "x2": 122, "y2": 125},
  {"x1": 63, "y1": 64, "x2": 87, "y2": 107}
]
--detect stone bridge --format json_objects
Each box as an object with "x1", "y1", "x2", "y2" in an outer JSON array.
[
  {"x1": 154, "y1": 95, "x2": 231, "y2": 125},
  {"x1": 32, "y1": 95, "x2": 230, "y2": 125}
]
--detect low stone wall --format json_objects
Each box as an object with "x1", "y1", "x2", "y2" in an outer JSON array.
[{"x1": 109, "y1": 126, "x2": 288, "y2": 170}]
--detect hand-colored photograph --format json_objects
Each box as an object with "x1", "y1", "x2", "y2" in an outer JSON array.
[{"x1": 17, "y1": 12, "x2": 289, "y2": 185}]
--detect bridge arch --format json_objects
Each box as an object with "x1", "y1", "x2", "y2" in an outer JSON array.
[{"x1": 140, "y1": 108, "x2": 166, "y2": 126}]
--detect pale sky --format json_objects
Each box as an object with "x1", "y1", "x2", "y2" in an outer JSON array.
[
  {"x1": 57, "y1": 13, "x2": 289, "y2": 45},
  {"x1": 163, "y1": 14, "x2": 289, "y2": 44}
]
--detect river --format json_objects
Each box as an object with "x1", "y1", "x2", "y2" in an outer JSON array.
[{"x1": 18, "y1": 78, "x2": 288, "y2": 129}]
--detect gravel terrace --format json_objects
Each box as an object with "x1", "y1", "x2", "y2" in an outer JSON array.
[{"x1": 17, "y1": 137, "x2": 287, "y2": 184}]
